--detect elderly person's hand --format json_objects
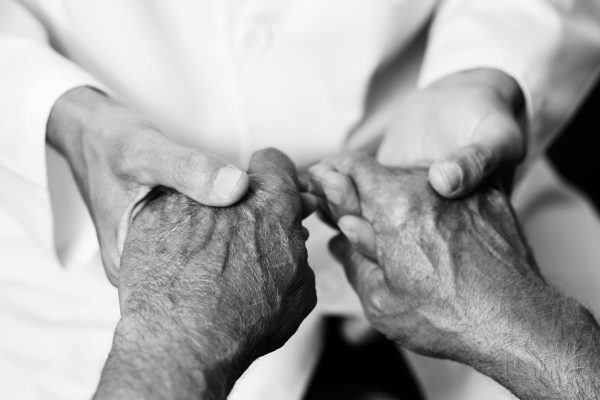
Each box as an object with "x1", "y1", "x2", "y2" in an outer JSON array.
[
  {"x1": 378, "y1": 68, "x2": 525, "y2": 198},
  {"x1": 310, "y1": 153, "x2": 600, "y2": 400},
  {"x1": 47, "y1": 87, "x2": 250, "y2": 285},
  {"x1": 94, "y1": 148, "x2": 316, "y2": 400}
]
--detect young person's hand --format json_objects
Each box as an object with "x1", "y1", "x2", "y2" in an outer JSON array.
[
  {"x1": 47, "y1": 87, "x2": 249, "y2": 284},
  {"x1": 379, "y1": 68, "x2": 525, "y2": 198}
]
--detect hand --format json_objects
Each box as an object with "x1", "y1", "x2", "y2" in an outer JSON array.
[
  {"x1": 46, "y1": 87, "x2": 249, "y2": 284},
  {"x1": 310, "y1": 153, "x2": 600, "y2": 400},
  {"x1": 94, "y1": 148, "x2": 316, "y2": 400},
  {"x1": 310, "y1": 152, "x2": 538, "y2": 356},
  {"x1": 378, "y1": 68, "x2": 525, "y2": 198}
]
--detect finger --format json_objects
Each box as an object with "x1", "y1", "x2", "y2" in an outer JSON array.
[
  {"x1": 324, "y1": 153, "x2": 398, "y2": 223},
  {"x1": 325, "y1": 151, "x2": 381, "y2": 180},
  {"x1": 329, "y1": 234, "x2": 381, "y2": 292},
  {"x1": 144, "y1": 141, "x2": 249, "y2": 206},
  {"x1": 323, "y1": 152, "x2": 391, "y2": 203},
  {"x1": 430, "y1": 113, "x2": 524, "y2": 198},
  {"x1": 307, "y1": 163, "x2": 334, "y2": 198},
  {"x1": 248, "y1": 147, "x2": 300, "y2": 189},
  {"x1": 308, "y1": 165, "x2": 361, "y2": 218},
  {"x1": 307, "y1": 164, "x2": 337, "y2": 226},
  {"x1": 337, "y1": 215, "x2": 377, "y2": 261}
]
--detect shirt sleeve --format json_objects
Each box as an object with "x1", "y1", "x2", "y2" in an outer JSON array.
[
  {"x1": 419, "y1": 0, "x2": 600, "y2": 164},
  {"x1": 0, "y1": 0, "x2": 104, "y2": 190}
]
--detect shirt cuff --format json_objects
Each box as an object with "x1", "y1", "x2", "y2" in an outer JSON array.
[{"x1": 0, "y1": 39, "x2": 106, "y2": 190}]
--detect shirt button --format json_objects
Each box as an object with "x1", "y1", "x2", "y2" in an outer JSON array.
[{"x1": 243, "y1": 23, "x2": 272, "y2": 55}]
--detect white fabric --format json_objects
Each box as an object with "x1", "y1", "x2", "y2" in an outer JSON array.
[{"x1": 1, "y1": 0, "x2": 600, "y2": 399}]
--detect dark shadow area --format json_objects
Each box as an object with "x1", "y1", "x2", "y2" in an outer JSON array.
[
  {"x1": 548, "y1": 80, "x2": 600, "y2": 210},
  {"x1": 304, "y1": 317, "x2": 423, "y2": 400}
]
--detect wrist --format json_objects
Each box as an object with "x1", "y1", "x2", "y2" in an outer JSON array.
[
  {"x1": 461, "y1": 279, "x2": 557, "y2": 366},
  {"x1": 463, "y1": 283, "x2": 600, "y2": 400},
  {"x1": 95, "y1": 314, "x2": 250, "y2": 400}
]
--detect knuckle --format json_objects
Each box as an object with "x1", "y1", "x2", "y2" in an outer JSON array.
[
  {"x1": 337, "y1": 151, "x2": 365, "y2": 175},
  {"x1": 259, "y1": 147, "x2": 284, "y2": 161},
  {"x1": 114, "y1": 151, "x2": 133, "y2": 178},
  {"x1": 251, "y1": 178, "x2": 298, "y2": 216},
  {"x1": 363, "y1": 289, "x2": 389, "y2": 320}
]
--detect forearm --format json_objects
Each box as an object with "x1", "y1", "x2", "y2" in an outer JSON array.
[
  {"x1": 94, "y1": 317, "x2": 246, "y2": 400},
  {"x1": 467, "y1": 286, "x2": 600, "y2": 400}
]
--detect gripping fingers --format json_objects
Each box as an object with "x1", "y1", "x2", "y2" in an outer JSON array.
[
  {"x1": 329, "y1": 234, "x2": 381, "y2": 294},
  {"x1": 430, "y1": 112, "x2": 524, "y2": 198},
  {"x1": 140, "y1": 136, "x2": 249, "y2": 206},
  {"x1": 337, "y1": 215, "x2": 377, "y2": 261},
  {"x1": 308, "y1": 164, "x2": 361, "y2": 219},
  {"x1": 429, "y1": 144, "x2": 495, "y2": 198}
]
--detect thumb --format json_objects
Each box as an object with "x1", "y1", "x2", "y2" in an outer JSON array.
[
  {"x1": 149, "y1": 145, "x2": 249, "y2": 206},
  {"x1": 430, "y1": 113, "x2": 524, "y2": 198}
]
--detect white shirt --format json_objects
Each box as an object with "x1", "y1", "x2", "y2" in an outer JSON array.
[{"x1": 1, "y1": 1, "x2": 600, "y2": 399}]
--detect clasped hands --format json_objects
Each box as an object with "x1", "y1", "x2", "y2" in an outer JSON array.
[
  {"x1": 50, "y1": 70, "x2": 599, "y2": 400},
  {"x1": 99, "y1": 144, "x2": 533, "y2": 399},
  {"x1": 96, "y1": 146, "x2": 600, "y2": 400},
  {"x1": 83, "y1": 68, "x2": 597, "y2": 399}
]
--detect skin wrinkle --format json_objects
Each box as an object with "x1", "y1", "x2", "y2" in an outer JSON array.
[
  {"x1": 216, "y1": 227, "x2": 234, "y2": 275},
  {"x1": 250, "y1": 212, "x2": 279, "y2": 312},
  {"x1": 312, "y1": 154, "x2": 600, "y2": 400},
  {"x1": 477, "y1": 192, "x2": 535, "y2": 269},
  {"x1": 94, "y1": 149, "x2": 316, "y2": 400}
]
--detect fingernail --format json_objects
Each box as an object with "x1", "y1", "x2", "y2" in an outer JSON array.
[
  {"x1": 214, "y1": 167, "x2": 244, "y2": 200},
  {"x1": 437, "y1": 162, "x2": 462, "y2": 194}
]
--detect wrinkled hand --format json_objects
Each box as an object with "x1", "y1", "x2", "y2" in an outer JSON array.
[
  {"x1": 309, "y1": 152, "x2": 539, "y2": 358},
  {"x1": 47, "y1": 87, "x2": 249, "y2": 284},
  {"x1": 95, "y1": 148, "x2": 316, "y2": 400},
  {"x1": 311, "y1": 154, "x2": 600, "y2": 400},
  {"x1": 378, "y1": 68, "x2": 525, "y2": 198}
]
